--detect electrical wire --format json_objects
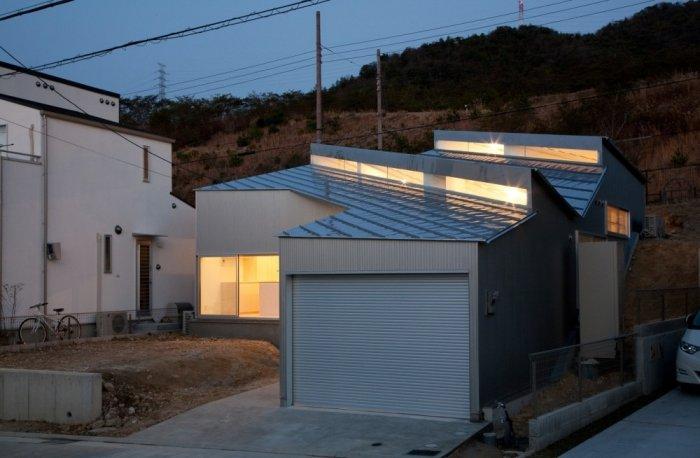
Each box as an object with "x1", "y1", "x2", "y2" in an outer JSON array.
[
  {"x1": 176, "y1": 75, "x2": 700, "y2": 166},
  {"x1": 0, "y1": 45, "x2": 237, "y2": 190},
  {"x1": 0, "y1": 0, "x2": 330, "y2": 76},
  {"x1": 124, "y1": 0, "x2": 587, "y2": 96},
  {"x1": 0, "y1": 0, "x2": 73, "y2": 22}
]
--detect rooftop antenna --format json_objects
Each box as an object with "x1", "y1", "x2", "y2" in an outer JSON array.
[
  {"x1": 518, "y1": 0, "x2": 524, "y2": 23},
  {"x1": 157, "y1": 63, "x2": 167, "y2": 100}
]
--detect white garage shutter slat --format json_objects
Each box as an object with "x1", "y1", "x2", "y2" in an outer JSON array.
[{"x1": 292, "y1": 274, "x2": 470, "y2": 419}]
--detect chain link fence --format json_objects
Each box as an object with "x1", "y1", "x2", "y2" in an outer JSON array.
[{"x1": 527, "y1": 333, "x2": 636, "y2": 419}]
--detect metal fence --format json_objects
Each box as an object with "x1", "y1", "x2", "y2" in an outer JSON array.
[
  {"x1": 636, "y1": 287, "x2": 699, "y2": 324},
  {"x1": 528, "y1": 333, "x2": 636, "y2": 418},
  {"x1": 644, "y1": 164, "x2": 699, "y2": 205}
]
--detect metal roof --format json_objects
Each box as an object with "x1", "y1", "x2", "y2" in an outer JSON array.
[
  {"x1": 423, "y1": 150, "x2": 605, "y2": 216},
  {"x1": 203, "y1": 165, "x2": 531, "y2": 242}
]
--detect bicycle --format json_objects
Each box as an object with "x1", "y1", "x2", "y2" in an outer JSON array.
[{"x1": 18, "y1": 303, "x2": 81, "y2": 344}]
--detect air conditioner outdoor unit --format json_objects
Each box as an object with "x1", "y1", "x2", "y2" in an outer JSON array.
[
  {"x1": 182, "y1": 310, "x2": 195, "y2": 335},
  {"x1": 642, "y1": 214, "x2": 665, "y2": 239},
  {"x1": 96, "y1": 311, "x2": 130, "y2": 337}
]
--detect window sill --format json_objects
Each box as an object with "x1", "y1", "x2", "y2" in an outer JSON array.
[{"x1": 195, "y1": 315, "x2": 280, "y2": 323}]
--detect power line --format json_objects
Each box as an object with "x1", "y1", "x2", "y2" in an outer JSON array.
[
  {"x1": 1, "y1": 0, "x2": 329, "y2": 76},
  {"x1": 0, "y1": 0, "x2": 73, "y2": 22},
  {"x1": 127, "y1": 0, "x2": 655, "y2": 99},
  {"x1": 0, "y1": 45, "x2": 236, "y2": 191},
  {"x1": 124, "y1": 0, "x2": 580, "y2": 96},
  {"x1": 176, "y1": 75, "x2": 699, "y2": 166},
  {"x1": 324, "y1": 0, "x2": 644, "y2": 56}
]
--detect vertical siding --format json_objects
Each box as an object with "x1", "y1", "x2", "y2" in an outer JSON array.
[
  {"x1": 478, "y1": 178, "x2": 577, "y2": 406},
  {"x1": 278, "y1": 238, "x2": 481, "y2": 416},
  {"x1": 578, "y1": 146, "x2": 645, "y2": 264}
]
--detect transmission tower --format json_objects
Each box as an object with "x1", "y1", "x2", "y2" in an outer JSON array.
[
  {"x1": 518, "y1": 0, "x2": 524, "y2": 23},
  {"x1": 157, "y1": 63, "x2": 167, "y2": 100}
]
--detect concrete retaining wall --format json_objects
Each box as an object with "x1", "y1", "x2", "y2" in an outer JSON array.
[
  {"x1": 189, "y1": 318, "x2": 279, "y2": 347},
  {"x1": 0, "y1": 368, "x2": 101, "y2": 424},
  {"x1": 635, "y1": 318, "x2": 686, "y2": 395},
  {"x1": 528, "y1": 381, "x2": 641, "y2": 452}
]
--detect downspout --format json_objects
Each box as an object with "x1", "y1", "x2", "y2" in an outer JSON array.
[
  {"x1": 41, "y1": 114, "x2": 48, "y2": 311},
  {"x1": 0, "y1": 154, "x2": 3, "y2": 299}
]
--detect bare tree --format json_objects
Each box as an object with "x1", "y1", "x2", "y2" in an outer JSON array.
[{"x1": 1, "y1": 283, "x2": 23, "y2": 331}]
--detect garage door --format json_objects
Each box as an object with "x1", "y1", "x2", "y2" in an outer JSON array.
[{"x1": 292, "y1": 274, "x2": 470, "y2": 419}]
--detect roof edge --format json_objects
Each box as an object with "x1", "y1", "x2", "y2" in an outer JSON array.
[{"x1": 0, "y1": 60, "x2": 120, "y2": 98}]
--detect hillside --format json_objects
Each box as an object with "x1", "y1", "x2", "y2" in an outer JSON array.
[{"x1": 116, "y1": 2, "x2": 700, "y2": 203}]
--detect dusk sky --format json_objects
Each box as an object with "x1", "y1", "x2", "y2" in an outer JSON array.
[{"x1": 1, "y1": 0, "x2": 661, "y2": 98}]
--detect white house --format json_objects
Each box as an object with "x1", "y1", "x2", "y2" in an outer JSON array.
[{"x1": 0, "y1": 61, "x2": 195, "y2": 324}]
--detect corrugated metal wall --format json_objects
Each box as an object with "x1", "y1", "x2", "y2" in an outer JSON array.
[{"x1": 279, "y1": 238, "x2": 480, "y2": 416}]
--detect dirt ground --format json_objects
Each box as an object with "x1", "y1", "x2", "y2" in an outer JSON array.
[
  {"x1": 0, "y1": 334, "x2": 279, "y2": 436},
  {"x1": 623, "y1": 198, "x2": 700, "y2": 329}
]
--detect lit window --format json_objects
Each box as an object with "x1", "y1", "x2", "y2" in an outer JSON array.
[
  {"x1": 142, "y1": 146, "x2": 150, "y2": 182},
  {"x1": 359, "y1": 163, "x2": 388, "y2": 178},
  {"x1": 387, "y1": 167, "x2": 424, "y2": 185},
  {"x1": 445, "y1": 176, "x2": 528, "y2": 206},
  {"x1": 606, "y1": 205, "x2": 630, "y2": 237},
  {"x1": 435, "y1": 140, "x2": 504, "y2": 155},
  {"x1": 523, "y1": 146, "x2": 598, "y2": 163},
  {"x1": 199, "y1": 255, "x2": 279, "y2": 318}
]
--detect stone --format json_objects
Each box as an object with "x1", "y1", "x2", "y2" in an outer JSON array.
[
  {"x1": 127, "y1": 406, "x2": 135, "y2": 415},
  {"x1": 103, "y1": 382, "x2": 115, "y2": 392}
]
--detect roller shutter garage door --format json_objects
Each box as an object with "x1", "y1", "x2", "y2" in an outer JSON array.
[{"x1": 291, "y1": 274, "x2": 470, "y2": 419}]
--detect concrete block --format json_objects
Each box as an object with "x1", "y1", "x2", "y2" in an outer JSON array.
[
  {"x1": 0, "y1": 369, "x2": 101, "y2": 424},
  {"x1": 528, "y1": 381, "x2": 641, "y2": 452}
]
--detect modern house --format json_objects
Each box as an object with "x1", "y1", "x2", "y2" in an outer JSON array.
[
  {"x1": 0, "y1": 61, "x2": 195, "y2": 324},
  {"x1": 194, "y1": 130, "x2": 644, "y2": 420}
]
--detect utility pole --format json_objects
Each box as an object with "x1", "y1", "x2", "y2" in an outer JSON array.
[
  {"x1": 157, "y1": 63, "x2": 167, "y2": 100},
  {"x1": 315, "y1": 11, "x2": 322, "y2": 143},
  {"x1": 376, "y1": 49, "x2": 383, "y2": 150}
]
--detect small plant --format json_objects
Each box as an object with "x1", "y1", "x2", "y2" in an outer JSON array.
[
  {"x1": 248, "y1": 126, "x2": 263, "y2": 141},
  {"x1": 236, "y1": 136, "x2": 250, "y2": 147},
  {"x1": 268, "y1": 125, "x2": 279, "y2": 134},
  {"x1": 1, "y1": 282, "x2": 23, "y2": 332},
  {"x1": 670, "y1": 147, "x2": 688, "y2": 167},
  {"x1": 227, "y1": 150, "x2": 244, "y2": 167}
]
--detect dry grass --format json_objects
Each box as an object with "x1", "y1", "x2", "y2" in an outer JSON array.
[{"x1": 172, "y1": 74, "x2": 699, "y2": 204}]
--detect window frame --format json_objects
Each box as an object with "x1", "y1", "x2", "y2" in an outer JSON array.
[
  {"x1": 142, "y1": 145, "x2": 150, "y2": 182},
  {"x1": 197, "y1": 253, "x2": 280, "y2": 320},
  {"x1": 605, "y1": 203, "x2": 631, "y2": 238},
  {"x1": 103, "y1": 234, "x2": 112, "y2": 274}
]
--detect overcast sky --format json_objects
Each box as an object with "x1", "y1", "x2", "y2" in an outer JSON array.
[{"x1": 1, "y1": 0, "x2": 661, "y2": 98}]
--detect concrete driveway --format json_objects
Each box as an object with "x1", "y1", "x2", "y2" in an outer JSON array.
[
  {"x1": 126, "y1": 382, "x2": 483, "y2": 457},
  {"x1": 564, "y1": 388, "x2": 700, "y2": 457}
]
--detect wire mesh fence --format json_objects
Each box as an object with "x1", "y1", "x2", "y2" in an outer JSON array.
[
  {"x1": 527, "y1": 333, "x2": 636, "y2": 418},
  {"x1": 644, "y1": 164, "x2": 699, "y2": 205},
  {"x1": 636, "y1": 287, "x2": 699, "y2": 324}
]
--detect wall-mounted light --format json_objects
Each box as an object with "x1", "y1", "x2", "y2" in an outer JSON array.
[
  {"x1": 114, "y1": 225, "x2": 123, "y2": 235},
  {"x1": 171, "y1": 202, "x2": 177, "y2": 209},
  {"x1": 35, "y1": 81, "x2": 41, "y2": 87}
]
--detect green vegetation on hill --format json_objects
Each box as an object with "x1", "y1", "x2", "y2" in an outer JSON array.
[{"x1": 120, "y1": 2, "x2": 699, "y2": 148}]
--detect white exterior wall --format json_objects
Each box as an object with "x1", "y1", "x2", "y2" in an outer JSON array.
[
  {"x1": 0, "y1": 99, "x2": 194, "y2": 319},
  {"x1": 278, "y1": 237, "x2": 481, "y2": 416},
  {"x1": 44, "y1": 117, "x2": 194, "y2": 316},
  {"x1": 195, "y1": 189, "x2": 343, "y2": 315},
  {"x1": 0, "y1": 64, "x2": 119, "y2": 122},
  {"x1": 196, "y1": 190, "x2": 343, "y2": 256}
]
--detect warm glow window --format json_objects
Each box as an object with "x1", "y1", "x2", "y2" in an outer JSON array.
[
  {"x1": 606, "y1": 205, "x2": 630, "y2": 237},
  {"x1": 199, "y1": 255, "x2": 279, "y2": 318}
]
